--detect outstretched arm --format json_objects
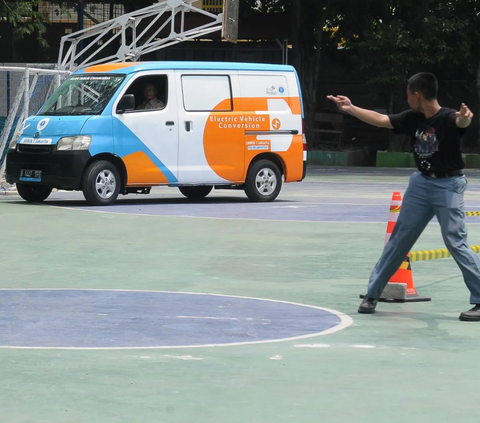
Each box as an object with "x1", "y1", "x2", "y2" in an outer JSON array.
[
  {"x1": 456, "y1": 103, "x2": 474, "y2": 128},
  {"x1": 327, "y1": 95, "x2": 393, "y2": 129}
]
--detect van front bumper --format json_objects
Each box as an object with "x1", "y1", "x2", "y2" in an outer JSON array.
[{"x1": 6, "y1": 147, "x2": 91, "y2": 190}]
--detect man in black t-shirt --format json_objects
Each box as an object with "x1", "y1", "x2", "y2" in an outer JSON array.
[{"x1": 328, "y1": 72, "x2": 480, "y2": 321}]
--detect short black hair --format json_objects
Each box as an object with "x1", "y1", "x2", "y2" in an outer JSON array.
[{"x1": 407, "y1": 73, "x2": 438, "y2": 100}]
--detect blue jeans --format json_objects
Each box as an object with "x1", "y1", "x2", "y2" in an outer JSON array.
[{"x1": 367, "y1": 172, "x2": 480, "y2": 304}]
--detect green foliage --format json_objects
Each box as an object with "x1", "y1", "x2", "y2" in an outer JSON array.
[
  {"x1": 326, "y1": 0, "x2": 479, "y2": 111},
  {"x1": 1, "y1": 0, "x2": 70, "y2": 48},
  {"x1": 240, "y1": 0, "x2": 289, "y2": 15},
  {"x1": 0, "y1": 0, "x2": 157, "y2": 48}
]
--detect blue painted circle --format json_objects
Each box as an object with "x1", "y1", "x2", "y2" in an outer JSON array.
[{"x1": 0, "y1": 290, "x2": 348, "y2": 348}]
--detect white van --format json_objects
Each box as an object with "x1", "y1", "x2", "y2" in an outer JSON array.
[{"x1": 7, "y1": 61, "x2": 307, "y2": 205}]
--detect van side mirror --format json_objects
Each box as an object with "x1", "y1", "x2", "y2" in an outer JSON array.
[{"x1": 116, "y1": 94, "x2": 135, "y2": 114}]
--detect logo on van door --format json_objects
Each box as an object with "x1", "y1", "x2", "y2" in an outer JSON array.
[
  {"x1": 272, "y1": 118, "x2": 281, "y2": 130},
  {"x1": 266, "y1": 86, "x2": 278, "y2": 96}
]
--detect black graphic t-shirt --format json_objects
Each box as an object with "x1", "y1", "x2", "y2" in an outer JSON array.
[{"x1": 388, "y1": 108, "x2": 466, "y2": 172}]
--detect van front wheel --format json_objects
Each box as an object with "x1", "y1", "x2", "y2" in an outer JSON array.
[
  {"x1": 82, "y1": 160, "x2": 120, "y2": 206},
  {"x1": 179, "y1": 186, "x2": 213, "y2": 200},
  {"x1": 16, "y1": 184, "x2": 52, "y2": 203},
  {"x1": 244, "y1": 159, "x2": 282, "y2": 202}
]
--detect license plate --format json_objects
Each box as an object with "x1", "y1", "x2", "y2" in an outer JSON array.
[{"x1": 20, "y1": 169, "x2": 42, "y2": 182}]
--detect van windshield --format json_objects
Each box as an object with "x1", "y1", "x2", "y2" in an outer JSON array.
[{"x1": 38, "y1": 74, "x2": 125, "y2": 116}]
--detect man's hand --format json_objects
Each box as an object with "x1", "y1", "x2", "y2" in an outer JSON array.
[
  {"x1": 327, "y1": 95, "x2": 353, "y2": 113},
  {"x1": 456, "y1": 103, "x2": 474, "y2": 128},
  {"x1": 326, "y1": 95, "x2": 393, "y2": 129}
]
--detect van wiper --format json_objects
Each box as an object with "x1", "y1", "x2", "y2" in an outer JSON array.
[
  {"x1": 39, "y1": 111, "x2": 64, "y2": 115},
  {"x1": 38, "y1": 110, "x2": 99, "y2": 116},
  {"x1": 69, "y1": 111, "x2": 101, "y2": 115}
]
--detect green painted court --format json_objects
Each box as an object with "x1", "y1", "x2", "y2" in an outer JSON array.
[{"x1": 1, "y1": 166, "x2": 480, "y2": 423}]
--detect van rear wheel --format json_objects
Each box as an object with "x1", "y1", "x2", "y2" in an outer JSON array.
[
  {"x1": 16, "y1": 184, "x2": 52, "y2": 203},
  {"x1": 82, "y1": 160, "x2": 120, "y2": 206},
  {"x1": 244, "y1": 159, "x2": 282, "y2": 202},
  {"x1": 179, "y1": 186, "x2": 213, "y2": 200}
]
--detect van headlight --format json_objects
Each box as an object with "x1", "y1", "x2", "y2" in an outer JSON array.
[
  {"x1": 57, "y1": 135, "x2": 92, "y2": 151},
  {"x1": 9, "y1": 131, "x2": 23, "y2": 149},
  {"x1": 9, "y1": 137, "x2": 18, "y2": 149}
]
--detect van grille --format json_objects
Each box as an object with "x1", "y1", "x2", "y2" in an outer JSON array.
[{"x1": 17, "y1": 144, "x2": 54, "y2": 154}]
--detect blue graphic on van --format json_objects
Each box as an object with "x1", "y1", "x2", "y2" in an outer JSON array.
[
  {"x1": 18, "y1": 116, "x2": 90, "y2": 144},
  {"x1": 113, "y1": 118, "x2": 178, "y2": 183}
]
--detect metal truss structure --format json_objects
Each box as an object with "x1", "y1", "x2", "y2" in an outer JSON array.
[{"x1": 58, "y1": 0, "x2": 224, "y2": 72}]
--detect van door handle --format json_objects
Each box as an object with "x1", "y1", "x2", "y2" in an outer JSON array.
[
  {"x1": 185, "y1": 121, "x2": 192, "y2": 132},
  {"x1": 166, "y1": 121, "x2": 175, "y2": 126}
]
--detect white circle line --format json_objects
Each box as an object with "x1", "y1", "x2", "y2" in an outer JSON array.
[{"x1": 0, "y1": 289, "x2": 354, "y2": 350}]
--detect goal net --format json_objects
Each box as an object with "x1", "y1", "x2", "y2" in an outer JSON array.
[{"x1": 0, "y1": 65, "x2": 70, "y2": 189}]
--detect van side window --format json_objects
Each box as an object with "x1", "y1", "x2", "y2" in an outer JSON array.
[
  {"x1": 124, "y1": 75, "x2": 168, "y2": 111},
  {"x1": 181, "y1": 75, "x2": 233, "y2": 112}
]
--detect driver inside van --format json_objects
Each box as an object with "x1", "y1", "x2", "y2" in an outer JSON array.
[{"x1": 136, "y1": 83, "x2": 165, "y2": 110}]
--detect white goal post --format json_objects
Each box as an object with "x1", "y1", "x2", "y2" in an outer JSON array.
[{"x1": 0, "y1": 66, "x2": 70, "y2": 185}]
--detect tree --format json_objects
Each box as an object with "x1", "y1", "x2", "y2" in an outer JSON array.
[
  {"x1": 4, "y1": 0, "x2": 478, "y2": 150},
  {"x1": 1, "y1": 0, "x2": 52, "y2": 49},
  {"x1": 251, "y1": 0, "x2": 480, "y2": 151},
  {"x1": 441, "y1": 0, "x2": 480, "y2": 150},
  {"x1": 0, "y1": 0, "x2": 159, "y2": 61},
  {"x1": 331, "y1": 0, "x2": 479, "y2": 150},
  {"x1": 240, "y1": 1, "x2": 347, "y2": 149}
]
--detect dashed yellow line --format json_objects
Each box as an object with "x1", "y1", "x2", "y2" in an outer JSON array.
[
  {"x1": 409, "y1": 212, "x2": 480, "y2": 261},
  {"x1": 410, "y1": 245, "x2": 480, "y2": 262}
]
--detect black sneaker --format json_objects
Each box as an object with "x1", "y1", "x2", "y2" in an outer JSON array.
[
  {"x1": 459, "y1": 304, "x2": 480, "y2": 321},
  {"x1": 358, "y1": 296, "x2": 378, "y2": 314}
]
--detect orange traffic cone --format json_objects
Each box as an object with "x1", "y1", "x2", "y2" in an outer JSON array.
[
  {"x1": 384, "y1": 191, "x2": 402, "y2": 246},
  {"x1": 388, "y1": 254, "x2": 430, "y2": 301},
  {"x1": 360, "y1": 191, "x2": 431, "y2": 302},
  {"x1": 382, "y1": 192, "x2": 431, "y2": 302}
]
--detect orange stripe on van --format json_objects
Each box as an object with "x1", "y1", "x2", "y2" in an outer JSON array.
[
  {"x1": 123, "y1": 151, "x2": 170, "y2": 185},
  {"x1": 204, "y1": 99, "x2": 245, "y2": 182},
  {"x1": 282, "y1": 134, "x2": 304, "y2": 181},
  {"x1": 85, "y1": 63, "x2": 139, "y2": 73},
  {"x1": 288, "y1": 97, "x2": 302, "y2": 115},
  {"x1": 243, "y1": 133, "x2": 303, "y2": 183},
  {"x1": 204, "y1": 96, "x2": 303, "y2": 182},
  {"x1": 241, "y1": 98, "x2": 269, "y2": 112}
]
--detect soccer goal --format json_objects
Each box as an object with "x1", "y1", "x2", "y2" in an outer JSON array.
[{"x1": 0, "y1": 66, "x2": 70, "y2": 186}]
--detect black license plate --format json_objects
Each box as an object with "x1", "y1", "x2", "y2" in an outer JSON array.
[{"x1": 19, "y1": 169, "x2": 42, "y2": 182}]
